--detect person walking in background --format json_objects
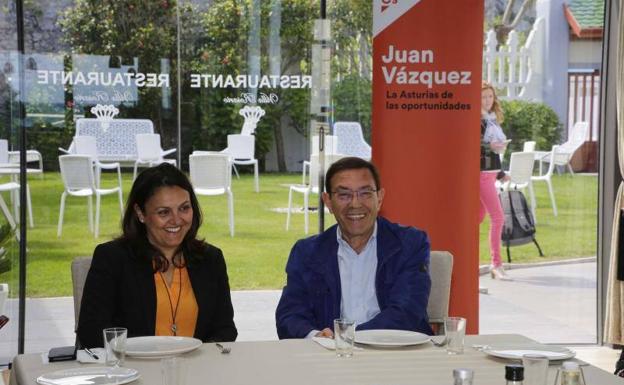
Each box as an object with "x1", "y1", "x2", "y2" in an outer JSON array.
[{"x1": 480, "y1": 82, "x2": 511, "y2": 280}]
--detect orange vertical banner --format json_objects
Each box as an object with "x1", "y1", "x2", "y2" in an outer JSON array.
[{"x1": 372, "y1": 0, "x2": 483, "y2": 333}]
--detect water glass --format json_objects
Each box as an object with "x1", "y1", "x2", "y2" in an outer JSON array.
[
  {"x1": 103, "y1": 327, "x2": 127, "y2": 366},
  {"x1": 162, "y1": 357, "x2": 186, "y2": 385},
  {"x1": 334, "y1": 318, "x2": 356, "y2": 358},
  {"x1": 554, "y1": 361, "x2": 586, "y2": 385},
  {"x1": 522, "y1": 354, "x2": 549, "y2": 385},
  {"x1": 444, "y1": 317, "x2": 466, "y2": 355}
]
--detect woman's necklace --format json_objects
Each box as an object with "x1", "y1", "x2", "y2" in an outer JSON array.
[{"x1": 159, "y1": 267, "x2": 182, "y2": 335}]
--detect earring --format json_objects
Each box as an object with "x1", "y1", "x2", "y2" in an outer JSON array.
[{"x1": 138, "y1": 216, "x2": 145, "y2": 223}]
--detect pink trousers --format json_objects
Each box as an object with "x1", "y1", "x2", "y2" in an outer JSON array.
[{"x1": 479, "y1": 172, "x2": 504, "y2": 267}]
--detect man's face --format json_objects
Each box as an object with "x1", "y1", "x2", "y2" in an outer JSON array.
[{"x1": 322, "y1": 168, "x2": 384, "y2": 249}]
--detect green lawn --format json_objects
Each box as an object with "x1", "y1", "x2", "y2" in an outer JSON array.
[
  {"x1": 0, "y1": 171, "x2": 597, "y2": 297},
  {"x1": 479, "y1": 173, "x2": 598, "y2": 263}
]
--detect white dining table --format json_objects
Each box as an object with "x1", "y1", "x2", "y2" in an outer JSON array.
[{"x1": 10, "y1": 334, "x2": 622, "y2": 385}]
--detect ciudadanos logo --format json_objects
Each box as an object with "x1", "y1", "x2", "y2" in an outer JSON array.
[{"x1": 381, "y1": 0, "x2": 398, "y2": 12}]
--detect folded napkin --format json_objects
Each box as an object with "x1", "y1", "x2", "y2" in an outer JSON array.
[
  {"x1": 312, "y1": 336, "x2": 335, "y2": 350},
  {"x1": 312, "y1": 337, "x2": 363, "y2": 351},
  {"x1": 77, "y1": 348, "x2": 105, "y2": 364}
]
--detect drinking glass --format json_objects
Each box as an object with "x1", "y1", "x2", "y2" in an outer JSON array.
[
  {"x1": 162, "y1": 357, "x2": 187, "y2": 385},
  {"x1": 444, "y1": 317, "x2": 466, "y2": 355},
  {"x1": 522, "y1": 354, "x2": 549, "y2": 385},
  {"x1": 103, "y1": 327, "x2": 127, "y2": 366},
  {"x1": 333, "y1": 318, "x2": 356, "y2": 358}
]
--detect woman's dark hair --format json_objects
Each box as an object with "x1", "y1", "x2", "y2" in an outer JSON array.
[
  {"x1": 325, "y1": 157, "x2": 381, "y2": 193},
  {"x1": 119, "y1": 163, "x2": 205, "y2": 272}
]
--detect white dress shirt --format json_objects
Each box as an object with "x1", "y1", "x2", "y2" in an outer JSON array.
[
  {"x1": 305, "y1": 224, "x2": 381, "y2": 339},
  {"x1": 336, "y1": 223, "x2": 381, "y2": 325}
]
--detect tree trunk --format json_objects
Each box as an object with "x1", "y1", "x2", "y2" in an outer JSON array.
[{"x1": 275, "y1": 116, "x2": 287, "y2": 172}]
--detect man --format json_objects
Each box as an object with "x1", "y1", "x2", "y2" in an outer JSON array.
[{"x1": 275, "y1": 157, "x2": 433, "y2": 339}]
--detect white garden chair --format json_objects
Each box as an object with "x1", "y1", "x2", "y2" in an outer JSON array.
[
  {"x1": 333, "y1": 121, "x2": 371, "y2": 160},
  {"x1": 0, "y1": 139, "x2": 34, "y2": 228},
  {"x1": 133, "y1": 134, "x2": 177, "y2": 180},
  {"x1": 497, "y1": 151, "x2": 537, "y2": 222},
  {"x1": 239, "y1": 106, "x2": 265, "y2": 135},
  {"x1": 223, "y1": 134, "x2": 259, "y2": 193},
  {"x1": 523, "y1": 141, "x2": 536, "y2": 152},
  {"x1": 286, "y1": 154, "x2": 343, "y2": 234},
  {"x1": 531, "y1": 145, "x2": 559, "y2": 217},
  {"x1": 58, "y1": 155, "x2": 124, "y2": 238},
  {"x1": 74, "y1": 135, "x2": 122, "y2": 188},
  {"x1": 537, "y1": 121, "x2": 588, "y2": 175},
  {"x1": 0, "y1": 182, "x2": 22, "y2": 241},
  {"x1": 189, "y1": 153, "x2": 234, "y2": 237},
  {"x1": 302, "y1": 135, "x2": 339, "y2": 184}
]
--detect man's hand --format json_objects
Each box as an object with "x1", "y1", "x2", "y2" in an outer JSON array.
[{"x1": 315, "y1": 328, "x2": 334, "y2": 338}]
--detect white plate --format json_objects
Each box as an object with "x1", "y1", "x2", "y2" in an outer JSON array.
[
  {"x1": 354, "y1": 329, "x2": 431, "y2": 347},
  {"x1": 125, "y1": 336, "x2": 202, "y2": 358},
  {"x1": 483, "y1": 344, "x2": 576, "y2": 361},
  {"x1": 37, "y1": 366, "x2": 139, "y2": 385}
]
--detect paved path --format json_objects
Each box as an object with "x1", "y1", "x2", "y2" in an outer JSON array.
[{"x1": 0, "y1": 261, "x2": 597, "y2": 363}]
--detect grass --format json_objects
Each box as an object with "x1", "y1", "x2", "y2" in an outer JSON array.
[
  {"x1": 0, "y1": 171, "x2": 597, "y2": 297},
  {"x1": 479, "y1": 173, "x2": 598, "y2": 263}
]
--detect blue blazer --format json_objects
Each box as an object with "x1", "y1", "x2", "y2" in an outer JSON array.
[{"x1": 275, "y1": 217, "x2": 433, "y2": 339}]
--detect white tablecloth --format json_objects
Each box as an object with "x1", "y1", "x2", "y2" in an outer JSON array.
[{"x1": 10, "y1": 334, "x2": 622, "y2": 385}]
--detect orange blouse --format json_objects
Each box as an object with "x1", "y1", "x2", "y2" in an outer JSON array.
[{"x1": 154, "y1": 267, "x2": 198, "y2": 337}]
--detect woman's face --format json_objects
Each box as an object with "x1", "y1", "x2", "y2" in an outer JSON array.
[
  {"x1": 135, "y1": 185, "x2": 194, "y2": 259},
  {"x1": 481, "y1": 88, "x2": 495, "y2": 113}
]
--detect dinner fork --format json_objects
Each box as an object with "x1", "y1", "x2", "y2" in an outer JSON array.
[{"x1": 216, "y1": 343, "x2": 231, "y2": 354}]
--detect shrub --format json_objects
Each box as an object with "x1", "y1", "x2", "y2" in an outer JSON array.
[
  {"x1": 332, "y1": 74, "x2": 372, "y2": 141},
  {"x1": 499, "y1": 99, "x2": 562, "y2": 153}
]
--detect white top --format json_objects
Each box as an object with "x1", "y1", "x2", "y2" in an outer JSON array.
[{"x1": 482, "y1": 112, "x2": 507, "y2": 143}]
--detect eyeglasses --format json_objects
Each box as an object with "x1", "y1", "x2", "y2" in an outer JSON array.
[{"x1": 331, "y1": 188, "x2": 378, "y2": 203}]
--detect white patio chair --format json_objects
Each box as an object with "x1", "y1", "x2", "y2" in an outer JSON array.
[
  {"x1": 286, "y1": 154, "x2": 342, "y2": 234},
  {"x1": 74, "y1": 135, "x2": 122, "y2": 188},
  {"x1": 523, "y1": 141, "x2": 536, "y2": 152},
  {"x1": 239, "y1": 106, "x2": 265, "y2": 135},
  {"x1": 427, "y1": 251, "x2": 453, "y2": 335},
  {"x1": 0, "y1": 140, "x2": 9, "y2": 165},
  {"x1": 189, "y1": 153, "x2": 234, "y2": 237},
  {"x1": 540, "y1": 121, "x2": 588, "y2": 175},
  {"x1": 71, "y1": 256, "x2": 91, "y2": 337},
  {"x1": 498, "y1": 151, "x2": 537, "y2": 222},
  {"x1": 333, "y1": 121, "x2": 372, "y2": 160},
  {"x1": 531, "y1": 145, "x2": 559, "y2": 217},
  {"x1": 224, "y1": 134, "x2": 259, "y2": 193},
  {"x1": 302, "y1": 135, "x2": 338, "y2": 184},
  {"x1": 133, "y1": 134, "x2": 177, "y2": 180},
  {"x1": 0, "y1": 182, "x2": 21, "y2": 241},
  {"x1": 0, "y1": 139, "x2": 34, "y2": 228},
  {"x1": 58, "y1": 155, "x2": 124, "y2": 238}
]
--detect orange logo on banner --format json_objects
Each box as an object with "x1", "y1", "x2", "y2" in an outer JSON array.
[{"x1": 381, "y1": 0, "x2": 398, "y2": 12}]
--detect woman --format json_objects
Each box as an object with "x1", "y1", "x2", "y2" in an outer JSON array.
[
  {"x1": 480, "y1": 82, "x2": 511, "y2": 280},
  {"x1": 77, "y1": 163, "x2": 237, "y2": 348}
]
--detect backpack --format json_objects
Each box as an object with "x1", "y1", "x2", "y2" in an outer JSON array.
[{"x1": 499, "y1": 190, "x2": 544, "y2": 262}]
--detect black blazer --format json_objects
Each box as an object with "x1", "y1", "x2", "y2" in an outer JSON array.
[{"x1": 77, "y1": 239, "x2": 237, "y2": 348}]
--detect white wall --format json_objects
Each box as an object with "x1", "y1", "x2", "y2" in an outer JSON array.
[{"x1": 569, "y1": 40, "x2": 603, "y2": 69}]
